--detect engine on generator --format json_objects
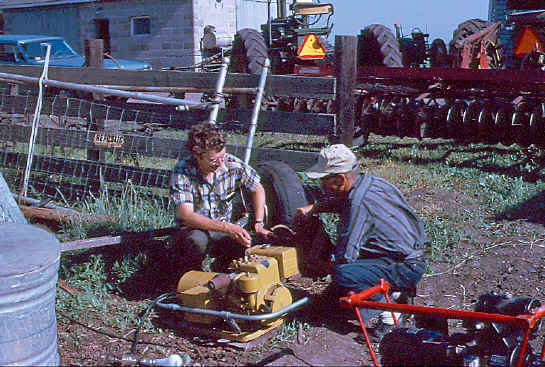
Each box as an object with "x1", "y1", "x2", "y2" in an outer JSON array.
[
  {"x1": 379, "y1": 294, "x2": 544, "y2": 367},
  {"x1": 175, "y1": 245, "x2": 300, "y2": 341}
]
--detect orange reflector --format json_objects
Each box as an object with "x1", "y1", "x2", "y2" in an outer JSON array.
[
  {"x1": 514, "y1": 26, "x2": 543, "y2": 57},
  {"x1": 297, "y1": 33, "x2": 326, "y2": 60}
]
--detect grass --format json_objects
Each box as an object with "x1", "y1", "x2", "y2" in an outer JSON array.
[{"x1": 27, "y1": 131, "x2": 545, "y2": 363}]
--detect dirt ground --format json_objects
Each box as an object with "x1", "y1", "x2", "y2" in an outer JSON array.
[{"x1": 57, "y1": 186, "x2": 545, "y2": 366}]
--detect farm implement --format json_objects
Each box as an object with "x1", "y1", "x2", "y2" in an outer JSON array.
[
  {"x1": 340, "y1": 280, "x2": 545, "y2": 367},
  {"x1": 354, "y1": 65, "x2": 545, "y2": 149}
]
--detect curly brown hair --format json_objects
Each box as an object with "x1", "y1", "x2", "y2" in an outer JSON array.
[{"x1": 188, "y1": 122, "x2": 225, "y2": 155}]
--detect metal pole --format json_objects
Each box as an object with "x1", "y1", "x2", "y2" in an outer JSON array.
[
  {"x1": 268, "y1": 0, "x2": 272, "y2": 48},
  {"x1": 156, "y1": 296, "x2": 309, "y2": 321},
  {"x1": 244, "y1": 58, "x2": 270, "y2": 164},
  {"x1": 21, "y1": 43, "x2": 51, "y2": 197},
  {"x1": 208, "y1": 56, "x2": 230, "y2": 123},
  {"x1": 0, "y1": 71, "x2": 206, "y2": 111}
]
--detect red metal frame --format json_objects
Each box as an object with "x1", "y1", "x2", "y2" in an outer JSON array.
[{"x1": 339, "y1": 279, "x2": 545, "y2": 367}]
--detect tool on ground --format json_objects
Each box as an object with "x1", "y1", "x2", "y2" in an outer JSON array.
[
  {"x1": 340, "y1": 279, "x2": 545, "y2": 367},
  {"x1": 155, "y1": 242, "x2": 307, "y2": 341}
]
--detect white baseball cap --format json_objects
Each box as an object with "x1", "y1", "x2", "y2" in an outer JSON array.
[{"x1": 306, "y1": 144, "x2": 358, "y2": 179}]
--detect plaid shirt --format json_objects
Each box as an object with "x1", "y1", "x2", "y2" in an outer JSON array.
[{"x1": 170, "y1": 153, "x2": 260, "y2": 222}]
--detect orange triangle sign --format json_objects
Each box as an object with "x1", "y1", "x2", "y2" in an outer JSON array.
[
  {"x1": 514, "y1": 26, "x2": 543, "y2": 57},
  {"x1": 297, "y1": 33, "x2": 326, "y2": 60}
]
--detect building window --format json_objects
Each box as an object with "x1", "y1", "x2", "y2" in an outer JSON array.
[{"x1": 131, "y1": 16, "x2": 151, "y2": 36}]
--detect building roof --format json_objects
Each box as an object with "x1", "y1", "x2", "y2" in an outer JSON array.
[{"x1": 0, "y1": 0, "x2": 96, "y2": 9}]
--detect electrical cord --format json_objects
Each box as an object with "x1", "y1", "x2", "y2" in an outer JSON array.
[
  {"x1": 57, "y1": 310, "x2": 174, "y2": 349},
  {"x1": 131, "y1": 291, "x2": 177, "y2": 354}
]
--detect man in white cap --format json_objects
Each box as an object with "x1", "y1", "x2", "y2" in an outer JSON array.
[{"x1": 295, "y1": 144, "x2": 426, "y2": 340}]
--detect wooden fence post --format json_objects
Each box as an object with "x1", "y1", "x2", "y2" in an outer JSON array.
[
  {"x1": 335, "y1": 35, "x2": 357, "y2": 147},
  {"x1": 84, "y1": 39, "x2": 105, "y2": 162}
]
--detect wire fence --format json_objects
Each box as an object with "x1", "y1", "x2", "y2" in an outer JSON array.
[{"x1": 0, "y1": 87, "x2": 201, "y2": 204}]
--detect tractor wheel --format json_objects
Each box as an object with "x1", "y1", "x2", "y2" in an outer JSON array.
[
  {"x1": 257, "y1": 161, "x2": 308, "y2": 227},
  {"x1": 230, "y1": 28, "x2": 268, "y2": 108},
  {"x1": 231, "y1": 28, "x2": 268, "y2": 74},
  {"x1": 429, "y1": 38, "x2": 449, "y2": 68},
  {"x1": 358, "y1": 24, "x2": 402, "y2": 67},
  {"x1": 449, "y1": 18, "x2": 491, "y2": 67}
]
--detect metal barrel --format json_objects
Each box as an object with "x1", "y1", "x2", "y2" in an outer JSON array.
[{"x1": 0, "y1": 223, "x2": 60, "y2": 366}]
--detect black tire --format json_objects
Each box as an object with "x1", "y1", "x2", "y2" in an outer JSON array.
[
  {"x1": 230, "y1": 28, "x2": 268, "y2": 108},
  {"x1": 257, "y1": 161, "x2": 308, "y2": 227},
  {"x1": 429, "y1": 38, "x2": 449, "y2": 68},
  {"x1": 358, "y1": 24, "x2": 402, "y2": 67},
  {"x1": 231, "y1": 28, "x2": 268, "y2": 74}
]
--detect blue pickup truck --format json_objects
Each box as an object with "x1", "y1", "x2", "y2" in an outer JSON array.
[{"x1": 0, "y1": 34, "x2": 151, "y2": 70}]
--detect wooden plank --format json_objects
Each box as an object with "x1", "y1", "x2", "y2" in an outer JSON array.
[
  {"x1": 335, "y1": 35, "x2": 357, "y2": 146},
  {"x1": 60, "y1": 227, "x2": 178, "y2": 252},
  {"x1": 0, "y1": 95, "x2": 335, "y2": 135},
  {"x1": 0, "y1": 65, "x2": 336, "y2": 99}
]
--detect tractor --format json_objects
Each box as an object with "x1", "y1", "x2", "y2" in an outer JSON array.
[
  {"x1": 505, "y1": 1, "x2": 545, "y2": 70},
  {"x1": 395, "y1": 24, "x2": 450, "y2": 68},
  {"x1": 200, "y1": 0, "x2": 334, "y2": 77}
]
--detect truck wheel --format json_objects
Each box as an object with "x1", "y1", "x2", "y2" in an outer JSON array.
[
  {"x1": 257, "y1": 161, "x2": 308, "y2": 227},
  {"x1": 358, "y1": 24, "x2": 402, "y2": 67},
  {"x1": 429, "y1": 38, "x2": 449, "y2": 68}
]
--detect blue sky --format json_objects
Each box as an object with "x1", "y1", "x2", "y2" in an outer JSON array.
[{"x1": 325, "y1": 0, "x2": 490, "y2": 45}]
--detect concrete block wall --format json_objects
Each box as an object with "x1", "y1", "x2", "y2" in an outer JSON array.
[
  {"x1": 192, "y1": 0, "x2": 237, "y2": 64},
  {"x1": 79, "y1": 0, "x2": 198, "y2": 69}
]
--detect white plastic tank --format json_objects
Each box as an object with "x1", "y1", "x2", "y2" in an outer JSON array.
[{"x1": 0, "y1": 223, "x2": 60, "y2": 366}]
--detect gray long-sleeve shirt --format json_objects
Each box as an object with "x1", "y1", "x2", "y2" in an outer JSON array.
[{"x1": 335, "y1": 173, "x2": 425, "y2": 264}]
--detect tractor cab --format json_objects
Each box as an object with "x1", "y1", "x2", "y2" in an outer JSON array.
[{"x1": 262, "y1": 0, "x2": 334, "y2": 75}]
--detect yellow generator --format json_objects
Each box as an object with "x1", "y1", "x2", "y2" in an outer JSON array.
[{"x1": 171, "y1": 245, "x2": 307, "y2": 342}]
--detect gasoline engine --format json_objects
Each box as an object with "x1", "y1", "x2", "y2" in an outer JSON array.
[
  {"x1": 170, "y1": 245, "x2": 303, "y2": 342},
  {"x1": 379, "y1": 294, "x2": 544, "y2": 367}
]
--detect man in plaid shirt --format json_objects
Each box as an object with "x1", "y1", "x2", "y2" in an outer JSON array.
[{"x1": 170, "y1": 122, "x2": 271, "y2": 270}]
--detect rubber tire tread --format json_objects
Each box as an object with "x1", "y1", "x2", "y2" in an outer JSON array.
[
  {"x1": 257, "y1": 161, "x2": 308, "y2": 226},
  {"x1": 450, "y1": 18, "x2": 491, "y2": 52},
  {"x1": 231, "y1": 28, "x2": 268, "y2": 74},
  {"x1": 359, "y1": 24, "x2": 402, "y2": 67}
]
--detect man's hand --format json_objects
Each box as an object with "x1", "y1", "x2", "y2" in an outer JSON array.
[
  {"x1": 295, "y1": 203, "x2": 315, "y2": 226},
  {"x1": 254, "y1": 223, "x2": 273, "y2": 240},
  {"x1": 225, "y1": 222, "x2": 252, "y2": 247}
]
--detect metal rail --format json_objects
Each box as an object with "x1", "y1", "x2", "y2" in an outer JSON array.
[
  {"x1": 244, "y1": 58, "x2": 271, "y2": 164},
  {"x1": 0, "y1": 71, "x2": 209, "y2": 110},
  {"x1": 339, "y1": 279, "x2": 545, "y2": 367}
]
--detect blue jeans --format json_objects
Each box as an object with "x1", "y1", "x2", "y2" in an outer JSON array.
[
  {"x1": 334, "y1": 257, "x2": 425, "y2": 320},
  {"x1": 172, "y1": 227, "x2": 245, "y2": 270}
]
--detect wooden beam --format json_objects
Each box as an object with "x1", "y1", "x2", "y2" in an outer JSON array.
[
  {"x1": 0, "y1": 95, "x2": 335, "y2": 135},
  {"x1": 0, "y1": 65, "x2": 336, "y2": 99},
  {"x1": 60, "y1": 227, "x2": 178, "y2": 252}
]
